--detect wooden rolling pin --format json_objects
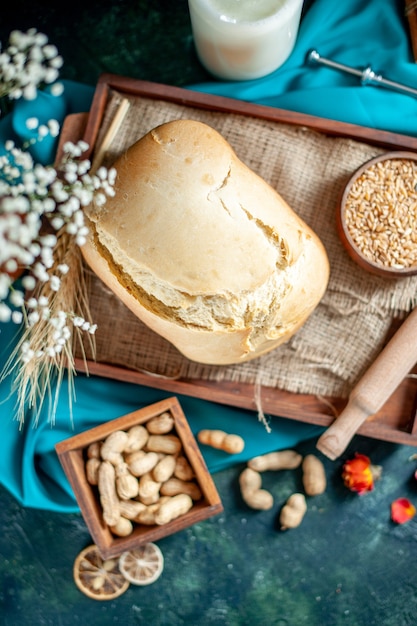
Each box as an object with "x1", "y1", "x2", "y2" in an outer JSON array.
[{"x1": 316, "y1": 306, "x2": 417, "y2": 460}]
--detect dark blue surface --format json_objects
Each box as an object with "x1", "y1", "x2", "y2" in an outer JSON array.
[{"x1": 1, "y1": 2, "x2": 417, "y2": 623}]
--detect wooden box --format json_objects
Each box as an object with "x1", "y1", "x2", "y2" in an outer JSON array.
[{"x1": 55, "y1": 397, "x2": 223, "y2": 559}]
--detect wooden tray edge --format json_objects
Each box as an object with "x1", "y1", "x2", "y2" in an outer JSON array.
[
  {"x1": 82, "y1": 72, "x2": 417, "y2": 159},
  {"x1": 75, "y1": 358, "x2": 417, "y2": 448}
]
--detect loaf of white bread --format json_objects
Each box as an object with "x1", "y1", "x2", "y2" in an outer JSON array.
[{"x1": 83, "y1": 119, "x2": 329, "y2": 365}]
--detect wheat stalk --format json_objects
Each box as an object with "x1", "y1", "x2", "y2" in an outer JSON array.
[{"x1": 3, "y1": 229, "x2": 95, "y2": 427}]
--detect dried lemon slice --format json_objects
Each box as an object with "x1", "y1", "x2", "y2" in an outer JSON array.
[
  {"x1": 73, "y1": 544, "x2": 130, "y2": 600},
  {"x1": 118, "y1": 543, "x2": 164, "y2": 585}
]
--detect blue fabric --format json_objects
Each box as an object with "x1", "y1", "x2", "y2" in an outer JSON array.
[
  {"x1": 1, "y1": 0, "x2": 416, "y2": 512},
  {"x1": 0, "y1": 315, "x2": 322, "y2": 512}
]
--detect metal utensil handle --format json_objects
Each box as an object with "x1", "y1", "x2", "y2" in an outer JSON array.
[{"x1": 307, "y1": 49, "x2": 417, "y2": 98}]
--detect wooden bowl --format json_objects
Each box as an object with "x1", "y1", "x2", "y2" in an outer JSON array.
[
  {"x1": 55, "y1": 397, "x2": 223, "y2": 559},
  {"x1": 338, "y1": 151, "x2": 417, "y2": 278}
]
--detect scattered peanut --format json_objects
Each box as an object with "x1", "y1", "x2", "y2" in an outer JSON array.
[
  {"x1": 98, "y1": 461, "x2": 120, "y2": 527},
  {"x1": 239, "y1": 467, "x2": 274, "y2": 511},
  {"x1": 146, "y1": 434, "x2": 182, "y2": 455},
  {"x1": 197, "y1": 429, "x2": 245, "y2": 454},
  {"x1": 87, "y1": 442, "x2": 101, "y2": 459},
  {"x1": 279, "y1": 493, "x2": 307, "y2": 530},
  {"x1": 146, "y1": 412, "x2": 174, "y2": 434},
  {"x1": 110, "y1": 516, "x2": 133, "y2": 537},
  {"x1": 154, "y1": 494, "x2": 194, "y2": 525},
  {"x1": 138, "y1": 472, "x2": 162, "y2": 505},
  {"x1": 237, "y1": 449, "x2": 326, "y2": 531},
  {"x1": 124, "y1": 425, "x2": 149, "y2": 454},
  {"x1": 174, "y1": 456, "x2": 195, "y2": 481},
  {"x1": 135, "y1": 497, "x2": 171, "y2": 526},
  {"x1": 118, "y1": 499, "x2": 147, "y2": 521},
  {"x1": 86, "y1": 457, "x2": 101, "y2": 486},
  {"x1": 160, "y1": 477, "x2": 202, "y2": 501},
  {"x1": 302, "y1": 454, "x2": 327, "y2": 496},
  {"x1": 136, "y1": 502, "x2": 163, "y2": 526},
  {"x1": 126, "y1": 450, "x2": 159, "y2": 477},
  {"x1": 115, "y1": 462, "x2": 139, "y2": 500},
  {"x1": 100, "y1": 430, "x2": 129, "y2": 465},
  {"x1": 247, "y1": 450, "x2": 302, "y2": 472},
  {"x1": 152, "y1": 454, "x2": 177, "y2": 483}
]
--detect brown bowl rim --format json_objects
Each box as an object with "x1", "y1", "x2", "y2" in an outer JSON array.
[{"x1": 338, "y1": 150, "x2": 417, "y2": 278}]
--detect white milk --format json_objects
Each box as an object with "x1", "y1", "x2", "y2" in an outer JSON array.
[{"x1": 188, "y1": 0, "x2": 304, "y2": 80}]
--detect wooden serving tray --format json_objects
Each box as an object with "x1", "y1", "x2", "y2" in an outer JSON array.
[{"x1": 73, "y1": 73, "x2": 417, "y2": 448}]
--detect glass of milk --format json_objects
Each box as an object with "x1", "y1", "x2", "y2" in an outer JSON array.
[{"x1": 188, "y1": 0, "x2": 304, "y2": 80}]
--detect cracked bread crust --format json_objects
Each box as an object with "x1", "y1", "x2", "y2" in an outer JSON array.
[{"x1": 83, "y1": 119, "x2": 329, "y2": 364}]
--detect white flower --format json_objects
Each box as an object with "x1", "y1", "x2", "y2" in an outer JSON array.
[
  {"x1": 47, "y1": 119, "x2": 60, "y2": 137},
  {"x1": 21, "y1": 349, "x2": 35, "y2": 364},
  {"x1": 22, "y1": 275, "x2": 36, "y2": 290},
  {"x1": 42, "y1": 44, "x2": 58, "y2": 60},
  {"x1": 38, "y1": 295, "x2": 49, "y2": 307},
  {"x1": 11, "y1": 310, "x2": 23, "y2": 324},
  {"x1": 26, "y1": 297, "x2": 38, "y2": 309},
  {"x1": 37, "y1": 124, "x2": 49, "y2": 138},
  {"x1": 75, "y1": 188, "x2": 94, "y2": 206},
  {"x1": 49, "y1": 275, "x2": 61, "y2": 292},
  {"x1": 76, "y1": 233, "x2": 87, "y2": 246},
  {"x1": 9, "y1": 290, "x2": 24, "y2": 307},
  {"x1": 51, "y1": 181, "x2": 69, "y2": 202},
  {"x1": 1, "y1": 29, "x2": 66, "y2": 102},
  {"x1": 32, "y1": 262, "x2": 49, "y2": 282},
  {"x1": 95, "y1": 192, "x2": 107, "y2": 207},
  {"x1": 23, "y1": 84, "x2": 37, "y2": 100},
  {"x1": 9, "y1": 88, "x2": 22, "y2": 100},
  {"x1": 27, "y1": 310, "x2": 40, "y2": 325},
  {"x1": 108, "y1": 167, "x2": 117, "y2": 185},
  {"x1": 28, "y1": 242, "x2": 40, "y2": 257},
  {"x1": 76, "y1": 160, "x2": 90, "y2": 175},
  {"x1": 26, "y1": 117, "x2": 39, "y2": 130},
  {"x1": 50, "y1": 82, "x2": 64, "y2": 96},
  {"x1": 5, "y1": 259, "x2": 18, "y2": 273},
  {"x1": 0, "y1": 275, "x2": 11, "y2": 300},
  {"x1": 40, "y1": 249, "x2": 54, "y2": 269},
  {"x1": 40, "y1": 234, "x2": 57, "y2": 248},
  {"x1": 65, "y1": 222, "x2": 78, "y2": 235},
  {"x1": 96, "y1": 166, "x2": 108, "y2": 180},
  {"x1": 0, "y1": 303, "x2": 12, "y2": 322},
  {"x1": 44, "y1": 67, "x2": 59, "y2": 84},
  {"x1": 50, "y1": 216, "x2": 64, "y2": 230},
  {"x1": 63, "y1": 170, "x2": 78, "y2": 185}
]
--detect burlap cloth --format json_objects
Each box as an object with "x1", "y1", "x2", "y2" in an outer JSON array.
[{"x1": 80, "y1": 89, "x2": 417, "y2": 400}]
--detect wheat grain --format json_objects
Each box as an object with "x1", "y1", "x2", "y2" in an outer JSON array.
[{"x1": 344, "y1": 158, "x2": 417, "y2": 268}]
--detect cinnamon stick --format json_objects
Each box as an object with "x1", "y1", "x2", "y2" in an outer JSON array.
[{"x1": 90, "y1": 97, "x2": 131, "y2": 173}]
